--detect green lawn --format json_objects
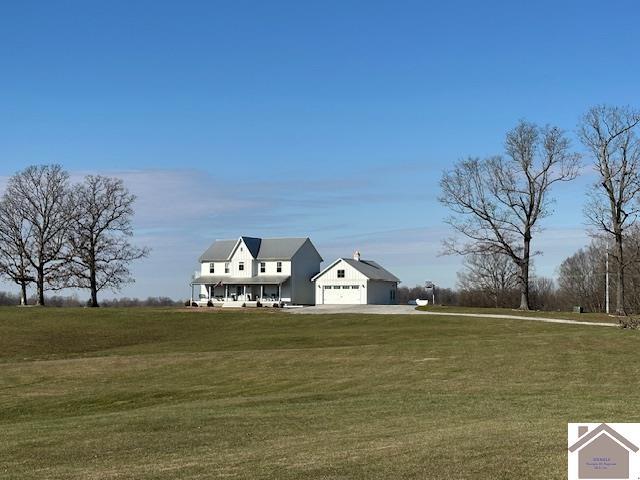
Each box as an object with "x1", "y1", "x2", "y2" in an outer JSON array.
[
  {"x1": 1, "y1": 307, "x2": 638, "y2": 479},
  {"x1": 416, "y1": 304, "x2": 620, "y2": 323}
]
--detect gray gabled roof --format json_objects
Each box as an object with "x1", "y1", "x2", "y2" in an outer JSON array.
[
  {"x1": 198, "y1": 239, "x2": 237, "y2": 262},
  {"x1": 569, "y1": 424, "x2": 639, "y2": 453},
  {"x1": 256, "y1": 238, "x2": 314, "y2": 260},
  {"x1": 199, "y1": 237, "x2": 319, "y2": 262},
  {"x1": 312, "y1": 258, "x2": 401, "y2": 282}
]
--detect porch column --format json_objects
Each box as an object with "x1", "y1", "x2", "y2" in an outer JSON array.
[
  {"x1": 278, "y1": 283, "x2": 281, "y2": 300},
  {"x1": 225, "y1": 285, "x2": 228, "y2": 300},
  {"x1": 190, "y1": 284, "x2": 193, "y2": 304},
  {"x1": 208, "y1": 285, "x2": 212, "y2": 299},
  {"x1": 243, "y1": 285, "x2": 247, "y2": 300},
  {"x1": 260, "y1": 285, "x2": 264, "y2": 300}
]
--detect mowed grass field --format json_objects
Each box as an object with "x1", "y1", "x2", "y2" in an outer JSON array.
[{"x1": 1, "y1": 308, "x2": 639, "y2": 479}]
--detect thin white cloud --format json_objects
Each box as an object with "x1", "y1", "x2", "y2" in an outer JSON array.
[{"x1": 0, "y1": 167, "x2": 592, "y2": 298}]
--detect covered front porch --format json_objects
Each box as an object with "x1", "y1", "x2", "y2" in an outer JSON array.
[{"x1": 190, "y1": 275, "x2": 290, "y2": 306}]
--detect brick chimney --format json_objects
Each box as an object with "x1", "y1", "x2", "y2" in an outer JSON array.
[{"x1": 578, "y1": 425, "x2": 589, "y2": 437}]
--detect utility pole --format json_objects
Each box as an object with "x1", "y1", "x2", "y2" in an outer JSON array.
[{"x1": 425, "y1": 281, "x2": 435, "y2": 305}]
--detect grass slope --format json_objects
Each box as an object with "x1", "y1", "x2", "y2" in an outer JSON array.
[{"x1": 1, "y1": 307, "x2": 638, "y2": 479}]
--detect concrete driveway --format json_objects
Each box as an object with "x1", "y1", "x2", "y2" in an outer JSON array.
[
  {"x1": 288, "y1": 304, "x2": 422, "y2": 315},
  {"x1": 287, "y1": 304, "x2": 617, "y2": 327}
]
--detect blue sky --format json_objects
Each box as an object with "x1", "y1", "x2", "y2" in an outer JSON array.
[{"x1": 1, "y1": 1, "x2": 639, "y2": 298}]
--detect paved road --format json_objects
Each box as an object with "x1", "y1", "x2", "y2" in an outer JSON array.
[{"x1": 287, "y1": 304, "x2": 617, "y2": 327}]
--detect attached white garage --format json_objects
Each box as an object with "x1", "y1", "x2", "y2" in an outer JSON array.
[{"x1": 312, "y1": 252, "x2": 400, "y2": 305}]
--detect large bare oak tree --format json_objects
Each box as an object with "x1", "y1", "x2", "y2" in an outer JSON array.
[
  {"x1": 0, "y1": 197, "x2": 35, "y2": 304},
  {"x1": 62, "y1": 175, "x2": 149, "y2": 307},
  {"x1": 3, "y1": 165, "x2": 71, "y2": 306},
  {"x1": 440, "y1": 120, "x2": 580, "y2": 310},
  {"x1": 579, "y1": 105, "x2": 640, "y2": 316}
]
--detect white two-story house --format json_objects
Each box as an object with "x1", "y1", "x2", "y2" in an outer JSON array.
[{"x1": 190, "y1": 236, "x2": 322, "y2": 305}]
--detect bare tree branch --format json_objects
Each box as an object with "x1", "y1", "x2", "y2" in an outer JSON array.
[
  {"x1": 57, "y1": 175, "x2": 149, "y2": 307},
  {"x1": 457, "y1": 252, "x2": 519, "y2": 307},
  {"x1": 439, "y1": 120, "x2": 580, "y2": 310},
  {"x1": 580, "y1": 104, "x2": 640, "y2": 315},
  {"x1": 2, "y1": 165, "x2": 71, "y2": 305}
]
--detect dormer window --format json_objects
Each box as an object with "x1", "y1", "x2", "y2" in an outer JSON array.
[
  {"x1": 277, "y1": 261, "x2": 282, "y2": 273},
  {"x1": 209, "y1": 263, "x2": 215, "y2": 274},
  {"x1": 337, "y1": 269, "x2": 345, "y2": 278},
  {"x1": 225, "y1": 262, "x2": 230, "y2": 273},
  {"x1": 239, "y1": 262, "x2": 244, "y2": 271}
]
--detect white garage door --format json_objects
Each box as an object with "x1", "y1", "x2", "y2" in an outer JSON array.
[{"x1": 322, "y1": 285, "x2": 363, "y2": 304}]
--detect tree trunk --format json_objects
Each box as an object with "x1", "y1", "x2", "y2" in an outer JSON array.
[
  {"x1": 36, "y1": 267, "x2": 45, "y2": 306},
  {"x1": 518, "y1": 265, "x2": 530, "y2": 310},
  {"x1": 518, "y1": 235, "x2": 531, "y2": 310},
  {"x1": 20, "y1": 281, "x2": 28, "y2": 306},
  {"x1": 615, "y1": 232, "x2": 626, "y2": 316},
  {"x1": 89, "y1": 265, "x2": 99, "y2": 307}
]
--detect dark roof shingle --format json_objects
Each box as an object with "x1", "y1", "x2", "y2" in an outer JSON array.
[{"x1": 199, "y1": 237, "x2": 317, "y2": 262}]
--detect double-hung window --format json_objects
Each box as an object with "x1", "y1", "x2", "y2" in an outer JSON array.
[
  {"x1": 277, "y1": 261, "x2": 282, "y2": 273},
  {"x1": 224, "y1": 262, "x2": 230, "y2": 273},
  {"x1": 239, "y1": 262, "x2": 244, "y2": 271},
  {"x1": 209, "y1": 263, "x2": 215, "y2": 274},
  {"x1": 260, "y1": 262, "x2": 266, "y2": 273}
]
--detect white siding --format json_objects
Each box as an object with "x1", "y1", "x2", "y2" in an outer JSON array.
[
  {"x1": 314, "y1": 260, "x2": 368, "y2": 305},
  {"x1": 256, "y1": 260, "x2": 291, "y2": 276},
  {"x1": 315, "y1": 260, "x2": 368, "y2": 282},
  {"x1": 227, "y1": 239, "x2": 255, "y2": 278},
  {"x1": 200, "y1": 261, "x2": 230, "y2": 276},
  {"x1": 366, "y1": 280, "x2": 398, "y2": 305},
  {"x1": 290, "y1": 238, "x2": 322, "y2": 304},
  {"x1": 200, "y1": 262, "x2": 211, "y2": 276},
  {"x1": 313, "y1": 259, "x2": 398, "y2": 305}
]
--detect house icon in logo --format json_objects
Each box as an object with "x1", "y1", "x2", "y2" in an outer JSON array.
[{"x1": 569, "y1": 424, "x2": 639, "y2": 479}]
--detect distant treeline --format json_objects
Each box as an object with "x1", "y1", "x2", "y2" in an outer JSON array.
[
  {"x1": 397, "y1": 279, "x2": 585, "y2": 313},
  {"x1": 0, "y1": 292, "x2": 182, "y2": 307}
]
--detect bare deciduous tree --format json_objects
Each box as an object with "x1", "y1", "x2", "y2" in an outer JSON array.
[
  {"x1": 440, "y1": 120, "x2": 580, "y2": 310},
  {"x1": 457, "y1": 252, "x2": 519, "y2": 307},
  {"x1": 4, "y1": 165, "x2": 71, "y2": 306},
  {"x1": 619, "y1": 226, "x2": 640, "y2": 314},
  {"x1": 529, "y1": 276, "x2": 558, "y2": 311},
  {"x1": 62, "y1": 175, "x2": 149, "y2": 307},
  {"x1": 0, "y1": 197, "x2": 35, "y2": 304},
  {"x1": 557, "y1": 240, "x2": 607, "y2": 313},
  {"x1": 579, "y1": 105, "x2": 640, "y2": 315}
]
